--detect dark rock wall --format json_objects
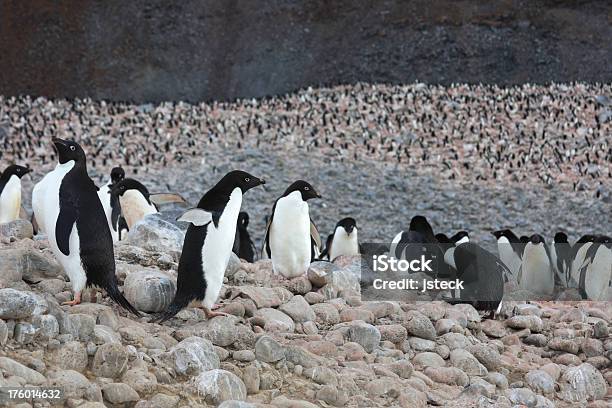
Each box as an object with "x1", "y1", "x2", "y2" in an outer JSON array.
[{"x1": 0, "y1": 0, "x2": 610, "y2": 102}]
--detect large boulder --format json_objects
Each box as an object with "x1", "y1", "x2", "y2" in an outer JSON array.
[
  {"x1": 0, "y1": 248, "x2": 61, "y2": 282},
  {"x1": 192, "y1": 369, "x2": 247, "y2": 405},
  {"x1": 123, "y1": 269, "x2": 176, "y2": 312},
  {"x1": 0, "y1": 219, "x2": 33, "y2": 240},
  {"x1": 0, "y1": 288, "x2": 37, "y2": 319},
  {"x1": 163, "y1": 336, "x2": 220, "y2": 376},
  {"x1": 279, "y1": 295, "x2": 315, "y2": 322},
  {"x1": 125, "y1": 214, "x2": 185, "y2": 260},
  {"x1": 91, "y1": 343, "x2": 129, "y2": 378},
  {"x1": 255, "y1": 336, "x2": 285, "y2": 363},
  {"x1": 559, "y1": 363, "x2": 607, "y2": 402},
  {"x1": 0, "y1": 357, "x2": 46, "y2": 385},
  {"x1": 347, "y1": 321, "x2": 381, "y2": 353}
]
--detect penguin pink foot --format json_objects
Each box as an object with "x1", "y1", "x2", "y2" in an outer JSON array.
[
  {"x1": 62, "y1": 291, "x2": 82, "y2": 306},
  {"x1": 203, "y1": 308, "x2": 229, "y2": 319}
]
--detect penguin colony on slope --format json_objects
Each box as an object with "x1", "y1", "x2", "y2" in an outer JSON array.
[
  {"x1": 0, "y1": 136, "x2": 609, "y2": 322},
  {"x1": 0, "y1": 83, "x2": 610, "y2": 196}
]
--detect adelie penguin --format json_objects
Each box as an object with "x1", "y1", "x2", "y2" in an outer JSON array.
[
  {"x1": 550, "y1": 232, "x2": 572, "y2": 287},
  {"x1": 0, "y1": 164, "x2": 31, "y2": 223},
  {"x1": 443, "y1": 242, "x2": 509, "y2": 317},
  {"x1": 262, "y1": 180, "x2": 322, "y2": 279},
  {"x1": 154, "y1": 170, "x2": 265, "y2": 322},
  {"x1": 570, "y1": 235, "x2": 611, "y2": 300},
  {"x1": 519, "y1": 234, "x2": 554, "y2": 297},
  {"x1": 109, "y1": 178, "x2": 158, "y2": 230},
  {"x1": 97, "y1": 167, "x2": 125, "y2": 243},
  {"x1": 34, "y1": 138, "x2": 139, "y2": 314},
  {"x1": 390, "y1": 215, "x2": 450, "y2": 278},
  {"x1": 233, "y1": 211, "x2": 256, "y2": 262},
  {"x1": 492, "y1": 229, "x2": 523, "y2": 281},
  {"x1": 320, "y1": 217, "x2": 360, "y2": 261}
]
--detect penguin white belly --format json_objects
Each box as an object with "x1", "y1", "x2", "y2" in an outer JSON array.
[
  {"x1": 32, "y1": 173, "x2": 53, "y2": 234},
  {"x1": 329, "y1": 228, "x2": 359, "y2": 260},
  {"x1": 497, "y1": 237, "x2": 522, "y2": 279},
  {"x1": 201, "y1": 188, "x2": 242, "y2": 309},
  {"x1": 120, "y1": 190, "x2": 158, "y2": 228},
  {"x1": 42, "y1": 162, "x2": 88, "y2": 293},
  {"x1": 444, "y1": 246, "x2": 457, "y2": 270},
  {"x1": 0, "y1": 176, "x2": 22, "y2": 223},
  {"x1": 389, "y1": 231, "x2": 405, "y2": 259},
  {"x1": 582, "y1": 246, "x2": 611, "y2": 301},
  {"x1": 270, "y1": 192, "x2": 311, "y2": 278},
  {"x1": 97, "y1": 182, "x2": 118, "y2": 243},
  {"x1": 520, "y1": 244, "x2": 554, "y2": 296}
]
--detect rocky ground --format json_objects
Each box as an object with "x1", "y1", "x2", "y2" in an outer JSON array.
[{"x1": 0, "y1": 216, "x2": 610, "y2": 408}]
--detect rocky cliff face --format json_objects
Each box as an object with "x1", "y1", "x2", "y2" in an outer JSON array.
[{"x1": 0, "y1": 0, "x2": 610, "y2": 102}]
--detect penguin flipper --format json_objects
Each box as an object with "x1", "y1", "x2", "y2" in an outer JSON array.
[
  {"x1": 110, "y1": 195, "x2": 121, "y2": 232},
  {"x1": 56, "y1": 200, "x2": 78, "y2": 256},
  {"x1": 150, "y1": 193, "x2": 188, "y2": 206},
  {"x1": 310, "y1": 220, "x2": 322, "y2": 252},
  {"x1": 262, "y1": 207, "x2": 275, "y2": 259}
]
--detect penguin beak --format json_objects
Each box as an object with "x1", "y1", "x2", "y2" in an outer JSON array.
[
  {"x1": 52, "y1": 137, "x2": 68, "y2": 148},
  {"x1": 259, "y1": 178, "x2": 266, "y2": 185}
]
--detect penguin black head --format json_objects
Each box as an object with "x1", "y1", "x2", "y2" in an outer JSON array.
[
  {"x1": 1, "y1": 164, "x2": 31, "y2": 179},
  {"x1": 492, "y1": 229, "x2": 513, "y2": 240},
  {"x1": 529, "y1": 234, "x2": 545, "y2": 245},
  {"x1": 576, "y1": 234, "x2": 597, "y2": 244},
  {"x1": 238, "y1": 211, "x2": 249, "y2": 228},
  {"x1": 52, "y1": 138, "x2": 86, "y2": 164},
  {"x1": 110, "y1": 178, "x2": 150, "y2": 200},
  {"x1": 110, "y1": 167, "x2": 125, "y2": 184},
  {"x1": 218, "y1": 170, "x2": 266, "y2": 193},
  {"x1": 336, "y1": 217, "x2": 357, "y2": 234},
  {"x1": 520, "y1": 236, "x2": 530, "y2": 243},
  {"x1": 409, "y1": 215, "x2": 433, "y2": 235},
  {"x1": 450, "y1": 231, "x2": 469, "y2": 244},
  {"x1": 554, "y1": 232, "x2": 568, "y2": 243},
  {"x1": 435, "y1": 233, "x2": 451, "y2": 243},
  {"x1": 283, "y1": 180, "x2": 321, "y2": 201}
]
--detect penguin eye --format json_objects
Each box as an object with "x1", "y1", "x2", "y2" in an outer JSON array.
[
  {"x1": 70, "y1": 146, "x2": 76, "y2": 151},
  {"x1": 244, "y1": 177, "x2": 250, "y2": 182},
  {"x1": 304, "y1": 186, "x2": 310, "y2": 191}
]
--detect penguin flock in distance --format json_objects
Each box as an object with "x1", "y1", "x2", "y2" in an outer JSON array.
[{"x1": 0, "y1": 136, "x2": 610, "y2": 323}]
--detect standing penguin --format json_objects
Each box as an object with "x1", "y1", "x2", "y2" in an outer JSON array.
[
  {"x1": 0, "y1": 165, "x2": 31, "y2": 223},
  {"x1": 444, "y1": 242, "x2": 508, "y2": 316},
  {"x1": 571, "y1": 235, "x2": 611, "y2": 300},
  {"x1": 233, "y1": 211, "x2": 256, "y2": 262},
  {"x1": 550, "y1": 232, "x2": 572, "y2": 287},
  {"x1": 109, "y1": 178, "x2": 158, "y2": 229},
  {"x1": 390, "y1": 215, "x2": 437, "y2": 260},
  {"x1": 154, "y1": 170, "x2": 265, "y2": 322},
  {"x1": 38, "y1": 138, "x2": 138, "y2": 314},
  {"x1": 519, "y1": 234, "x2": 554, "y2": 297},
  {"x1": 97, "y1": 167, "x2": 125, "y2": 243},
  {"x1": 492, "y1": 229, "x2": 524, "y2": 281},
  {"x1": 320, "y1": 217, "x2": 360, "y2": 261},
  {"x1": 569, "y1": 235, "x2": 597, "y2": 286},
  {"x1": 390, "y1": 215, "x2": 451, "y2": 278},
  {"x1": 262, "y1": 180, "x2": 322, "y2": 279}
]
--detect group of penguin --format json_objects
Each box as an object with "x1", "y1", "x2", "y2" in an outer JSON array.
[
  {"x1": 0, "y1": 138, "x2": 359, "y2": 322},
  {"x1": 0, "y1": 137, "x2": 609, "y2": 324}
]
